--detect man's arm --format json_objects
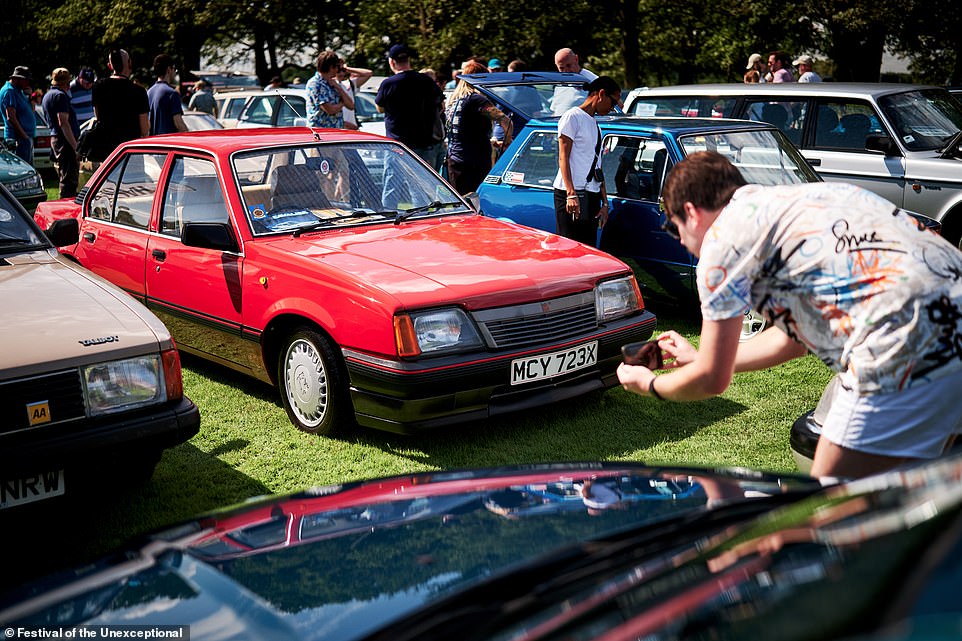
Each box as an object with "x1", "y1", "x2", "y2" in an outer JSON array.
[
  {"x1": 347, "y1": 66, "x2": 373, "y2": 90},
  {"x1": 172, "y1": 112, "x2": 188, "y2": 132},
  {"x1": 732, "y1": 326, "x2": 808, "y2": 372},
  {"x1": 618, "y1": 316, "x2": 742, "y2": 401},
  {"x1": 56, "y1": 111, "x2": 78, "y2": 149},
  {"x1": 138, "y1": 113, "x2": 149, "y2": 137},
  {"x1": 4, "y1": 107, "x2": 27, "y2": 140}
]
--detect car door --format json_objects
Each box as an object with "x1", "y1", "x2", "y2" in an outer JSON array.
[
  {"x1": 479, "y1": 128, "x2": 559, "y2": 232},
  {"x1": 793, "y1": 98, "x2": 906, "y2": 207},
  {"x1": 77, "y1": 152, "x2": 167, "y2": 299},
  {"x1": 144, "y1": 154, "x2": 255, "y2": 370},
  {"x1": 597, "y1": 134, "x2": 694, "y2": 301}
]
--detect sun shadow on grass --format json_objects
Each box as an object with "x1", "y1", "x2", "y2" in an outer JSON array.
[{"x1": 4, "y1": 442, "x2": 270, "y2": 593}]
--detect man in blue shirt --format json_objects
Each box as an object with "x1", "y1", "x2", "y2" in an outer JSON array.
[
  {"x1": 70, "y1": 67, "x2": 96, "y2": 124},
  {"x1": 146, "y1": 54, "x2": 187, "y2": 135},
  {"x1": 0, "y1": 66, "x2": 37, "y2": 164},
  {"x1": 42, "y1": 67, "x2": 80, "y2": 197}
]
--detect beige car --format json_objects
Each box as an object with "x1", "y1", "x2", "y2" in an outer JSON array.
[{"x1": 0, "y1": 184, "x2": 199, "y2": 511}]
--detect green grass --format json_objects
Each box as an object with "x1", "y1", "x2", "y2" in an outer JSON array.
[{"x1": 8, "y1": 301, "x2": 833, "y2": 587}]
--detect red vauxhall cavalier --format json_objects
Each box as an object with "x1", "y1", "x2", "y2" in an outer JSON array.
[{"x1": 35, "y1": 128, "x2": 656, "y2": 434}]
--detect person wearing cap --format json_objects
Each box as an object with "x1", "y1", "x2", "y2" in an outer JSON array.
[
  {"x1": 375, "y1": 44, "x2": 445, "y2": 171},
  {"x1": 70, "y1": 67, "x2": 96, "y2": 124},
  {"x1": 794, "y1": 55, "x2": 822, "y2": 83},
  {"x1": 744, "y1": 53, "x2": 767, "y2": 84},
  {"x1": 0, "y1": 66, "x2": 37, "y2": 164},
  {"x1": 187, "y1": 79, "x2": 217, "y2": 116},
  {"x1": 42, "y1": 68, "x2": 80, "y2": 197},
  {"x1": 487, "y1": 58, "x2": 504, "y2": 72}
]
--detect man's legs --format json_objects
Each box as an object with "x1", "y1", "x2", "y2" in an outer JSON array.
[
  {"x1": 54, "y1": 139, "x2": 79, "y2": 198},
  {"x1": 14, "y1": 137, "x2": 33, "y2": 165},
  {"x1": 810, "y1": 439, "x2": 909, "y2": 479}
]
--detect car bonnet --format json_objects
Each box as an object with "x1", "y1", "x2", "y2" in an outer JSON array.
[{"x1": 0, "y1": 250, "x2": 170, "y2": 376}]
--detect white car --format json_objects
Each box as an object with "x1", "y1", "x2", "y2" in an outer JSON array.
[{"x1": 235, "y1": 88, "x2": 385, "y2": 136}]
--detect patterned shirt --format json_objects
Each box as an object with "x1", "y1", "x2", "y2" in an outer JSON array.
[
  {"x1": 305, "y1": 72, "x2": 342, "y2": 129},
  {"x1": 698, "y1": 182, "x2": 962, "y2": 394}
]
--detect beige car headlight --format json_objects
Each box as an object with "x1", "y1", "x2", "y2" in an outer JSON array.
[{"x1": 82, "y1": 355, "x2": 166, "y2": 415}]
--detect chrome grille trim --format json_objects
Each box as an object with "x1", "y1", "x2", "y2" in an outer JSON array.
[{"x1": 473, "y1": 291, "x2": 598, "y2": 349}]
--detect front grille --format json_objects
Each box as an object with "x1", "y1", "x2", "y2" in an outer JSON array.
[
  {"x1": 473, "y1": 292, "x2": 598, "y2": 349},
  {"x1": 0, "y1": 369, "x2": 86, "y2": 434}
]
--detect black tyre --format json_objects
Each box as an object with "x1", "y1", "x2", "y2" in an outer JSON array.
[{"x1": 278, "y1": 327, "x2": 350, "y2": 435}]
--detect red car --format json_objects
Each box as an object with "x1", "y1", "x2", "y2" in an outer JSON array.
[{"x1": 35, "y1": 128, "x2": 655, "y2": 434}]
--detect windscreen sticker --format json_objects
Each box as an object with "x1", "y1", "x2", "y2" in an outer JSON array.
[
  {"x1": 903, "y1": 135, "x2": 916, "y2": 144},
  {"x1": 505, "y1": 171, "x2": 525, "y2": 184},
  {"x1": 249, "y1": 204, "x2": 267, "y2": 219}
]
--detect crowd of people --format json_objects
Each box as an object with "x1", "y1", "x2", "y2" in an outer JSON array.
[{"x1": 744, "y1": 50, "x2": 822, "y2": 83}]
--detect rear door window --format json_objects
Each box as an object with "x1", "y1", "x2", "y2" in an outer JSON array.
[
  {"x1": 88, "y1": 153, "x2": 166, "y2": 229},
  {"x1": 744, "y1": 99, "x2": 807, "y2": 145},
  {"x1": 629, "y1": 96, "x2": 737, "y2": 118},
  {"x1": 601, "y1": 135, "x2": 670, "y2": 201},
  {"x1": 501, "y1": 130, "x2": 559, "y2": 188}
]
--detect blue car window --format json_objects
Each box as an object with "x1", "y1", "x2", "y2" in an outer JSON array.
[
  {"x1": 603, "y1": 135, "x2": 669, "y2": 202},
  {"x1": 501, "y1": 131, "x2": 559, "y2": 188}
]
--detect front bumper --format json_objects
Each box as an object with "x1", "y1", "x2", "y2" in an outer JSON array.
[
  {"x1": 345, "y1": 311, "x2": 657, "y2": 433},
  {"x1": 0, "y1": 396, "x2": 201, "y2": 475}
]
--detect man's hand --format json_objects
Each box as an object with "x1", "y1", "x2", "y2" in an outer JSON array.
[{"x1": 656, "y1": 330, "x2": 697, "y2": 369}]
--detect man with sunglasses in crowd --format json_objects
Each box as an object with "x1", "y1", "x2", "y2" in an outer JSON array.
[
  {"x1": 553, "y1": 75, "x2": 620, "y2": 247},
  {"x1": 618, "y1": 151, "x2": 962, "y2": 479}
]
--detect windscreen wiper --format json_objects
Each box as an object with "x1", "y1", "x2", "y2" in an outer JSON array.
[
  {"x1": 394, "y1": 200, "x2": 464, "y2": 225},
  {"x1": 291, "y1": 209, "x2": 395, "y2": 237},
  {"x1": 939, "y1": 129, "x2": 962, "y2": 157}
]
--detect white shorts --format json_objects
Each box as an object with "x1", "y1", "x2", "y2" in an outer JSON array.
[{"x1": 821, "y1": 373, "x2": 962, "y2": 459}]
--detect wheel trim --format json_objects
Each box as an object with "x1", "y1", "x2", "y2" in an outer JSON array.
[
  {"x1": 283, "y1": 338, "x2": 329, "y2": 428},
  {"x1": 740, "y1": 309, "x2": 767, "y2": 342}
]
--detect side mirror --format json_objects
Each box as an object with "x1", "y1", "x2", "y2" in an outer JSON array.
[
  {"x1": 181, "y1": 222, "x2": 239, "y2": 253},
  {"x1": 45, "y1": 218, "x2": 79, "y2": 247},
  {"x1": 865, "y1": 134, "x2": 900, "y2": 156},
  {"x1": 463, "y1": 191, "x2": 481, "y2": 212}
]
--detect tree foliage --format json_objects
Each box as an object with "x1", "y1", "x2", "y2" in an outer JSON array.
[{"x1": 3, "y1": 0, "x2": 959, "y2": 89}]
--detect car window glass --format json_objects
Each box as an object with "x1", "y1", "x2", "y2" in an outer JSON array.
[
  {"x1": 161, "y1": 157, "x2": 229, "y2": 237},
  {"x1": 89, "y1": 163, "x2": 122, "y2": 222},
  {"x1": 878, "y1": 89, "x2": 962, "y2": 151},
  {"x1": 501, "y1": 130, "x2": 558, "y2": 188},
  {"x1": 0, "y1": 194, "x2": 43, "y2": 249},
  {"x1": 225, "y1": 97, "x2": 248, "y2": 119},
  {"x1": 809, "y1": 100, "x2": 882, "y2": 152},
  {"x1": 113, "y1": 154, "x2": 165, "y2": 229},
  {"x1": 744, "y1": 100, "x2": 806, "y2": 145},
  {"x1": 629, "y1": 96, "x2": 737, "y2": 118},
  {"x1": 233, "y1": 141, "x2": 465, "y2": 235},
  {"x1": 242, "y1": 96, "x2": 275, "y2": 125},
  {"x1": 678, "y1": 129, "x2": 818, "y2": 185},
  {"x1": 602, "y1": 135, "x2": 670, "y2": 202},
  {"x1": 276, "y1": 96, "x2": 305, "y2": 126}
]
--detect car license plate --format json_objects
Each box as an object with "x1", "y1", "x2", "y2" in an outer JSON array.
[
  {"x1": 0, "y1": 469, "x2": 65, "y2": 510},
  {"x1": 510, "y1": 341, "x2": 598, "y2": 385}
]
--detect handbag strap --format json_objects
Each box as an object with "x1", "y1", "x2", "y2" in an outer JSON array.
[{"x1": 585, "y1": 123, "x2": 602, "y2": 183}]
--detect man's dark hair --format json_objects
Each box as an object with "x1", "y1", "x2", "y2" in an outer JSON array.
[
  {"x1": 152, "y1": 53, "x2": 175, "y2": 78},
  {"x1": 769, "y1": 50, "x2": 792, "y2": 67},
  {"x1": 317, "y1": 50, "x2": 340, "y2": 73},
  {"x1": 586, "y1": 75, "x2": 620, "y2": 97},
  {"x1": 662, "y1": 151, "x2": 746, "y2": 223},
  {"x1": 108, "y1": 49, "x2": 127, "y2": 73}
]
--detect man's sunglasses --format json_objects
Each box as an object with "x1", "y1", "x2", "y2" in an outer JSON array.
[{"x1": 658, "y1": 197, "x2": 680, "y2": 240}]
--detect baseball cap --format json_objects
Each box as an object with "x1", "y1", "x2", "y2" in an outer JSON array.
[
  {"x1": 793, "y1": 54, "x2": 814, "y2": 66},
  {"x1": 745, "y1": 53, "x2": 762, "y2": 70},
  {"x1": 488, "y1": 58, "x2": 503, "y2": 70},
  {"x1": 388, "y1": 44, "x2": 411, "y2": 60},
  {"x1": 78, "y1": 67, "x2": 95, "y2": 82}
]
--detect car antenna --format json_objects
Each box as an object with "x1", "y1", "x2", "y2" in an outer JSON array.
[{"x1": 274, "y1": 89, "x2": 320, "y2": 141}]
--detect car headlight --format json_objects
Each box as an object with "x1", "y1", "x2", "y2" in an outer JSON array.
[
  {"x1": 394, "y1": 308, "x2": 484, "y2": 357},
  {"x1": 595, "y1": 276, "x2": 642, "y2": 322},
  {"x1": 82, "y1": 355, "x2": 166, "y2": 415},
  {"x1": 7, "y1": 173, "x2": 42, "y2": 192}
]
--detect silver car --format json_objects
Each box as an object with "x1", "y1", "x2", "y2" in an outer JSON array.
[{"x1": 625, "y1": 83, "x2": 962, "y2": 247}]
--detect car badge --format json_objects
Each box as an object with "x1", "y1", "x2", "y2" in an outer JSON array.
[
  {"x1": 27, "y1": 400, "x2": 51, "y2": 426},
  {"x1": 78, "y1": 335, "x2": 119, "y2": 347}
]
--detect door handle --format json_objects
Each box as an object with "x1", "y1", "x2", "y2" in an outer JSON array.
[
  {"x1": 82, "y1": 232, "x2": 95, "y2": 243},
  {"x1": 151, "y1": 249, "x2": 167, "y2": 261},
  {"x1": 804, "y1": 157, "x2": 822, "y2": 166}
]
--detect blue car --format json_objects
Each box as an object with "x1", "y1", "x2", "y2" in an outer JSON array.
[{"x1": 478, "y1": 116, "x2": 821, "y2": 338}]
